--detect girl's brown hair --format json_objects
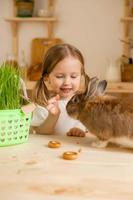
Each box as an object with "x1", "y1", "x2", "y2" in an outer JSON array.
[{"x1": 32, "y1": 43, "x2": 86, "y2": 106}]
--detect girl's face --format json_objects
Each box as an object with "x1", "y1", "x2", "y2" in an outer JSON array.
[{"x1": 46, "y1": 56, "x2": 83, "y2": 99}]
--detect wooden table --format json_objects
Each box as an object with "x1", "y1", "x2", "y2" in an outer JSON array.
[{"x1": 0, "y1": 134, "x2": 133, "y2": 200}]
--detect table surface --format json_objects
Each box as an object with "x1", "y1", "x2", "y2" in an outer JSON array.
[{"x1": 0, "y1": 134, "x2": 133, "y2": 200}]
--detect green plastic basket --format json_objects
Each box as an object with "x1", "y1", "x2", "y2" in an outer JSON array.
[{"x1": 0, "y1": 109, "x2": 31, "y2": 147}]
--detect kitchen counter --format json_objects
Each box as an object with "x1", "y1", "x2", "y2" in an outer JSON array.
[
  {"x1": 0, "y1": 134, "x2": 133, "y2": 200},
  {"x1": 26, "y1": 81, "x2": 133, "y2": 93}
]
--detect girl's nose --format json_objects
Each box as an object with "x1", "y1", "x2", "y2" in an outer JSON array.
[{"x1": 63, "y1": 76, "x2": 71, "y2": 85}]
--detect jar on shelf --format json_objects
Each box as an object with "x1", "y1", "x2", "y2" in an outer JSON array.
[{"x1": 16, "y1": 0, "x2": 34, "y2": 17}]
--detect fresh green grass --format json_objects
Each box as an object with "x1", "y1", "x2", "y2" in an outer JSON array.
[{"x1": 0, "y1": 63, "x2": 24, "y2": 109}]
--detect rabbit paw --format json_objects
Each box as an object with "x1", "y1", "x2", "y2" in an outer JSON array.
[
  {"x1": 67, "y1": 128, "x2": 86, "y2": 137},
  {"x1": 91, "y1": 140, "x2": 108, "y2": 148}
]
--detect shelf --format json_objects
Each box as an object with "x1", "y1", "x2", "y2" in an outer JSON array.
[
  {"x1": 5, "y1": 17, "x2": 57, "y2": 59},
  {"x1": 26, "y1": 81, "x2": 133, "y2": 93},
  {"x1": 121, "y1": 17, "x2": 133, "y2": 22},
  {"x1": 5, "y1": 17, "x2": 57, "y2": 22}
]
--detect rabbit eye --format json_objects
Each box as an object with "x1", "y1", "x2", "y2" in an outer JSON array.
[{"x1": 72, "y1": 96, "x2": 80, "y2": 104}]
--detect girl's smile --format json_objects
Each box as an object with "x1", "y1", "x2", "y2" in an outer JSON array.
[{"x1": 60, "y1": 87, "x2": 72, "y2": 94}]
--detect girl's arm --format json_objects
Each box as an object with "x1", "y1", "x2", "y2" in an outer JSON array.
[
  {"x1": 34, "y1": 112, "x2": 60, "y2": 134},
  {"x1": 33, "y1": 95, "x2": 60, "y2": 135}
]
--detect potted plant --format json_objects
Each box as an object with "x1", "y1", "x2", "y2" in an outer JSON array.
[{"x1": 0, "y1": 63, "x2": 34, "y2": 146}]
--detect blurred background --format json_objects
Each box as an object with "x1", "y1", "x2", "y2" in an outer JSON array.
[{"x1": 0, "y1": 0, "x2": 123, "y2": 81}]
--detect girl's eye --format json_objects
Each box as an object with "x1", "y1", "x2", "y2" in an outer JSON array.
[
  {"x1": 56, "y1": 76, "x2": 63, "y2": 78},
  {"x1": 71, "y1": 76, "x2": 77, "y2": 78},
  {"x1": 71, "y1": 74, "x2": 80, "y2": 78},
  {"x1": 55, "y1": 74, "x2": 79, "y2": 79}
]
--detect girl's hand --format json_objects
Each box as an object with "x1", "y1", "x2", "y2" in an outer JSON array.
[
  {"x1": 46, "y1": 95, "x2": 60, "y2": 115},
  {"x1": 67, "y1": 127, "x2": 86, "y2": 137}
]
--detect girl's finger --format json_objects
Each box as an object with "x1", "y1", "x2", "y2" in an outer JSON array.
[
  {"x1": 46, "y1": 104, "x2": 55, "y2": 111},
  {"x1": 48, "y1": 95, "x2": 60, "y2": 104}
]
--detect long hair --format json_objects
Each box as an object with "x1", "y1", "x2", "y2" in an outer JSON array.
[{"x1": 32, "y1": 43, "x2": 86, "y2": 106}]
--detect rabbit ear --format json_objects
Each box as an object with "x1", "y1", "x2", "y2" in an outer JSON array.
[
  {"x1": 95, "y1": 80, "x2": 107, "y2": 96},
  {"x1": 84, "y1": 76, "x2": 99, "y2": 98}
]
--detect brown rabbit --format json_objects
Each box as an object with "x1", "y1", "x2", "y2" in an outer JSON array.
[{"x1": 66, "y1": 75, "x2": 133, "y2": 148}]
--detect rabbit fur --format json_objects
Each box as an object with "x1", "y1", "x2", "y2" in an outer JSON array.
[{"x1": 66, "y1": 75, "x2": 133, "y2": 148}]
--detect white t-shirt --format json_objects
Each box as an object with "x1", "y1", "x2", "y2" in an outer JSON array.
[{"x1": 31, "y1": 100, "x2": 86, "y2": 135}]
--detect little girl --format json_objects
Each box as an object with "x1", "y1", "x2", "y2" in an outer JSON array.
[{"x1": 31, "y1": 43, "x2": 88, "y2": 136}]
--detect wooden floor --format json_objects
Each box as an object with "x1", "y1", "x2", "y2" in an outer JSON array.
[{"x1": 0, "y1": 134, "x2": 133, "y2": 200}]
